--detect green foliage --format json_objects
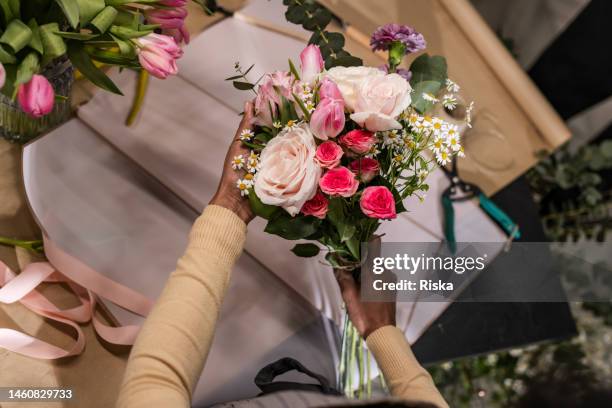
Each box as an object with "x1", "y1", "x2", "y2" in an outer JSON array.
[
  {"x1": 248, "y1": 191, "x2": 279, "y2": 220},
  {"x1": 265, "y1": 212, "x2": 321, "y2": 240},
  {"x1": 283, "y1": 0, "x2": 362, "y2": 69},
  {"x1": 291, "y1": 243, "x2": 320, "y2": 257},
  {"x1": 409, "y1": 54, "x2": 448, "y2": 114},
  {"x1": 527, "y1": 140, "x2": 612, "y2": 242}
]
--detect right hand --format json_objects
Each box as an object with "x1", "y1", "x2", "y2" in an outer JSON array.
[{"x1": 334, "y1": 268, "x2": 396, "y2": 339}]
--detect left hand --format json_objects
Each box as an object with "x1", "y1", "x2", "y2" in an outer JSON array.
[{"x1": 209, "y1": 101, "x2": 255, "y2": 224}]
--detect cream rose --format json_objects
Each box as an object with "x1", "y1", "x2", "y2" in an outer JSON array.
[
  {"x1": 254, "y1": 123, "x2": 322, "y2": 216},
  {"x1": 324, "y1": 66, "x2": 384, "y2": 111},
  {"x1": 350, "y1": 73, "x2": 412, "y2": 132}
]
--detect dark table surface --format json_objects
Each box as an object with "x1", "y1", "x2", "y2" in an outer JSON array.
[{"x1": 412, "y1": 176, "x2": 577, "y2": 364}]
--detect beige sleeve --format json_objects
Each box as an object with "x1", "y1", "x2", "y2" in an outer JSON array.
[
  {"x1": 117, "y1": 205, "x2": 247, "y2": 408},
  {"x1": 366, "y1": 326, "x2": 449, "y2": 408}
]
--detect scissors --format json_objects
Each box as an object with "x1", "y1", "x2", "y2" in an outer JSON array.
[{"x1": 441, "y1": 156, "x2": 520, "y2": 253}]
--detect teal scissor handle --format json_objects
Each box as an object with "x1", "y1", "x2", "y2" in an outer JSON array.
[
  {"x1": 478, "y1": 193, "x2": 521, "y2": 240},
  {"x1": 442, "y1": 194, "x2": 457, "y2": 254}
]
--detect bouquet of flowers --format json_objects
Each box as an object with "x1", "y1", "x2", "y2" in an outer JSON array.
[
  {"x1": 0, "y1": 0, "x2": 210, "y2": 122},
  {"x1": 230, "y1": 22, "x2": 471, "y2": 397}
]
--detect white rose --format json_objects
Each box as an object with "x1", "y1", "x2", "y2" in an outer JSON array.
[
  {"x1": 350, "y1": 73, "x2": 412, "y2": 132},
  {"x1": 324, "y1": 66, "x2": 384, "y2": 111},
  {"x1": 255, "y1": 123, "x2": 322, "y2": 216}
]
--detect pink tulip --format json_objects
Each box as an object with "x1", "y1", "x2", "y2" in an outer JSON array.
[
  {"x1": 300, "y1": 44, "x2": 324, "y2": 84},
  {"x1": 137, "y1": 33, "x2": 183, "y2": 58},
  {"x1": 252, "y1": 71, "x2": 294, "y2": 127},
  {"x1": 166, "y1": 26, "x2": 190, "y2": 45},
  {"x1": 17, "y1": 75, "x2": 55, "y2": 118},
  {"x1": 159, "y1": 0, "x2": 187, "y2": 6},
  {"x1": 318, "y1": 77, "x2": 343, "y2": 101},
  {"x1": 310, "y1": 98, "x2": 345, "y2": 140},
  {"x1": 137, "y1": 44, "x2": 178, "y2": 79},
  {"x1": 145, "y1": 7, "x2": 187, "y2": 30}
]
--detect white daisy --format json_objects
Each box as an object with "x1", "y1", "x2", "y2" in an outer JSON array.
[
  {"x1": 442, "y1": 94, "x2": 458, "y2": 110},
  {"x1": 436, "y1": 149, "x2": 451, "y2": 165},
  {"x1": 431, "y1": 136, "x2": 445, "y2": 154},
  {"x1": 383, "y1": 129, "x2": 400, "y2": 146},
  {"x1": 239, "y1": 129, "x2": 254, "y2": 141},
  {"x1": 284, "y1": 119, "x2": 299, "y2": 130},
  {"x1": 422, "y1": 92, "x2": 439, "y2": 103},
  {"x1": 231, "y1": 154, "x2": 245, "y2": 170},
  {"x1": 418, "y1": 169, "x2": 429, "y2": 180},
  {"x1": 446, "y1": 78, "x2": 460, "y2": 93},
  {"x1": 273, "y1": 121, "x2": 282, "y2": 129},
  {"x1": 431, "y1": 118, "x2": 445, "y2": 135},
  {"x1": 446, "y1": 134, "x2": 461, "y2": 152},
  {"x1": 236, "y1": 179, "x2": 251, "y2": 196}
]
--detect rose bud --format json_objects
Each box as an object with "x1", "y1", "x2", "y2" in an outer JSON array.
[
  {"x1": 318, "y1": 77, "x2": 343, "y2": 101},
  {"x1": 315, "y1": 141, "x2": 344, "y2": 169},
  {"x1": 300, "y1": 44, "x2": 324, "y2": 84},
  {"x1": 339, "y1": 129, "x2": 377, "y2": 155},
  {"x1": 360, "y1": 186, "x2": 397, "y2": 219},
  {"x1": 310, "y1": 98, "x2": 345, "y2": 140},
  {"x1": 319, "y1": 166, "x2": 359, "y2": 197},
  {"x1": 301, "y1": 191, "x2": 329, "y2": 219},
  {"x1": 17, "y1": 75, "x2": 55, "y2": 118},
  {"x1": 348, "y1": 158, "x2": 380, "y2": 182}
]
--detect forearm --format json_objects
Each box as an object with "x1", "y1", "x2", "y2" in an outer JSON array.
[
  {"x1": 117, "y1": 205, "x2": 247, "y2": 408},
  {"x1": 367, "y1": 326, "x2": 449, "y2": 408}
]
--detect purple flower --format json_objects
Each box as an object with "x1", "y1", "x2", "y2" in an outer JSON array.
[
  {"x1": 379, "y1": 65, "x2": 413, "y2": 82},
  {"x1": 370, "y1": 23, "x2": 426, "y2": 54}
]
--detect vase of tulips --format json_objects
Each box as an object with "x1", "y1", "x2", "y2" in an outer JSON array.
[{"x1": 0, "y1": 0, "x2": 209, "y2": 144}]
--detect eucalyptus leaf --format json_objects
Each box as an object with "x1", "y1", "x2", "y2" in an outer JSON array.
[
  {"x1": 411, "y1": 80, "x2": 441, "y2": 113},
  {"x1": 291, "y1": 243, "x2": 320, "y2": 257},
  {"x1": 233, "y1": 81, "x2": 254, "y2": 90},
  {"x1": 409, "y1": 54, "x2": 447, "y2": 87}
]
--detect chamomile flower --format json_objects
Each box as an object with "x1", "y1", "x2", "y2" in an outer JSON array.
[
  {"x1": 284, "y1": 119, "x2": 298, "y2": 130},
  {"x1": 446, "y1": 78, "x2": 460, "y2": 93},
  {"x1": 383, "y1": 129, "x2": 400, "y2": 146},
  {"x1": 366, "y1": 144, "x2": 381, "y2": 158},
  {"x1": 445, "y1": 123, "x2": 459, "y2": 139},
  {"x1": 442, "y1": 94, "x2": 458, "y2": 110},
  {"x1": 239, "y1": 129, "x2": 254, "y2": 141},
  {"x1": 300, "y1": 85, "x2": 313, "y2": 99},
  {"x1": 436, "y1": 149, "x2": 451, "y2": 165},
  {"x1": 418, "y1": 169, "x2": 429, "y2": 180},
  {"x1": 273, "y1": 121, "x2": 282, "y2": 129},
  {"x1": 305, "y1": 101, "x2": 316, "y2": 113},
  {"x1": 231, "y1": 154, "x2": 245, "y2": 170},
  {"x1": 243, "y1": 172, "x2": 255, "y2": 184},
  {"x1": 236, "y1": 179, "x2": 251, "y2": 196},
  {"x1": 393, "y1": 153, "x2": 405, "y2": 164},
  {"x1": 431, "y1": 117, "x2": 445, "y2": 135},
  {"x1": 457, "y1": 146, "x2": 466, "y2": 158},
  {"x1": 403, "y1": 135, "x2": 416, "y2": 150},
  {"x1": 422, "y1": 92, "x2": 439, "y2": 103},
  {"x1": 446, "y1": 133, "x2": 461, "y2": 152},
  {"x1": 432, "y1": 136, "x2": 445, "y2": 153},
  {"x1": 408, "y1": 113, "x2": 421, "y2": 127}
]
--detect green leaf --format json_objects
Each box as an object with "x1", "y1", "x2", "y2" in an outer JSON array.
[
  {"x1": 0, "y1": 20, "x2": 33, "y2": 53},
  {"x1": 254, "y1": 132, "x2": 273, "y2": 144},
  {"x1": 0, "y1": 63, "x2": 16, "y2": 97},
  {"x1": 113, "y1": 9, "x2": 140, "y2": 30},
  {"x1": 76, "y1": 0, "x2": 105, "y2": 25},
  {"x1": 409, "y1": 54, "x2": 447, "y2": 87},
  {"x1": 110, "y1": 34, "x2": 135, "y2": 58},
  {"x1": 225, "y1": 74, "x2": 244, "y2": 81},
  {"x1": 288, "y1": 58, "x2": 300, "y2": 80},
  {"x1": 292, "y1": 92, "x2": 311, "y2": 120},
  {"x1": 248, "y1": 191, "x2": 279, "y2": 220},
  {"x1": 601, "y1": 140, "x2": 612, "y2": 159},
  {"x1": 0, "y1": 0, "x2": 17, "y2": 26},
  {"x1": 67, "y1": 41, "x2": 123, "y2": 95},
  {"x1": 15, "y1": 52, "x2": 40, "y2": 88},
  {"x1": 90, "y1": 6, "x2": 118, "y2": 33},
  {"x1": 327, "y1": 54, "x2": 362, "y2": 69},
  {"x1": 291, "y1": 243, "x2": 320, "y2": 257},
  {"x1": 303, "y1": 8, "x2": 331, "y2": 30},
  {"x1": 0, "y1": 44, "x2": 16, "y2": 64},
  {"x1": 55, "y1": 0, "x2": 80, "y2": 29},
  {"x1": 27, "y1": 20, "x2": 44, "y2": 54},
  {"x1": 55, "y1": 31, "x2": 98, "y2": 40},
  {"x1": 39, "y1": 23, "x2": 68, "y2": 64},
  {"x1": 265, "y1": 213, "x2": 321, "y2": 240},
  {"x1": 233, "y1": 81, "x2": 254, "y2": 90},
  {"x1": 345, "y1": 236, "x2": 360, "y2": 260},
  {"x1": 411, "y1": 80, "x2": 441, "y2": 113},
  {"x1": 110, "y1": 25, "x2": 153, "y2": 39},
  {"x1": 285, "y1": 4, "x2": 306, "y2": 25}
]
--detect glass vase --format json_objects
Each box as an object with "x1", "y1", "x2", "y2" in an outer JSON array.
[{"x1": 0, "y1": 58, "x2": 74, "y2": 144}]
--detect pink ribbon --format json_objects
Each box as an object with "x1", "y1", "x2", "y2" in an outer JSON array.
[{"x1": 0, "y1": 235, "x2": 154, "y2": 359}]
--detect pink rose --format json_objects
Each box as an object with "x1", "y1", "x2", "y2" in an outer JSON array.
[
  {"x1": 318, "y1": 78, "x2": 343, "y2": 101},
  {"x1": 350, "y1": 73, "x2": 412, "y2": 132},
  {"x1": 301, "y1": 191, "x2": 329, "y2": 219},
  {"x1": 17, "y1": 75, "x2": 55, "y2": 118},
  {"x1": 253, "y1": 71, "x2": 294, "y2": 127},
  {"x1": 339, "y1": 129, "x2": 377, "y2": 155},
  {"x1": 254, "y1": 123, "x2": 321, "y2": 216},
  {"x1": 360, "y1": 186, "x2": 396, "y2": 219},
  {"x1": 319, "y1": 166, "x2": 359, "y2": 197},
  {"x1": 315, "y1": 141, "x2": 344, "y2": 168},
  {"x1": 310, "y1": 98, "x2": 345, "y2": 140},
  {"x1": 300, "y1": 44, "x2": 324, "y2": 85},
  {"x1": 348, "y1": 158, "x2": 380, "y2": 182}
]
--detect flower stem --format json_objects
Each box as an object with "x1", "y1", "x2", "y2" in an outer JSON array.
[
  {"x1": 0, "y1": 236, "x2": 44, "y2": 253},
  {"x1": 126, "y1": 70, "x2": 150, "y2": 126}
]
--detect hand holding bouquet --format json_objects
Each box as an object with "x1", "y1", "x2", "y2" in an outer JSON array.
[{"x1": 231, "y1": 23, "x2": 469, "y2": 274}]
